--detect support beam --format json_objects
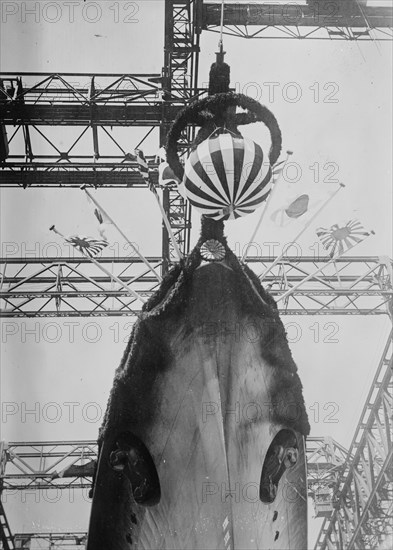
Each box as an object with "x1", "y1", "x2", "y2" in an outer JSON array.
[
  {"x1": 161, "y1": 0, "x2": 201, "y2": 271},
  {"x1": 202, "y1": 1, "x2": 393, "y2": 40},
  {"x1": 0, "y1": 161, "x2": 160, "y2": 188},
  {"x1": 0, "y1": 441, "x2": 97, "y2": 492},
  {"x1": 0, "y1": 256, "x2": 392, "y2": 317},
  {"x1": 0, "y1": 501, "x2": 15, "y2": 550},
  {"x1": 13, "y1": 532, "x2": 86, "y2": 548},
  {"x1": 315, "y1": 330, "x2": 393, "y2": 550},
  {"x1": 307, "y1": 437, "x2": 351, "y2": 519},
  {"x1": 0, "y1": 73, "x2": 205, "y2": 191}
]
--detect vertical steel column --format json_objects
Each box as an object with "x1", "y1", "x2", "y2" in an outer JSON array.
[{"x1": 161, "y1": 0, "x2": 200, "y2": 274}]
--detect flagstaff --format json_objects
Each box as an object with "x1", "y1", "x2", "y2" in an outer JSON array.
[
  {"x1": 81, "y1": 185, "x2": 163, "y2": 282},
  {"x1": 260, "y1": 183, "x2": 346, "y2": 281},
  {"x1": 242, "y1": 150, "x2": 293, "y2": 263},
  {"x1": 277, "y1": 224, "x2": 375, "y2": 304},
  {"x1": 49, "y1": 225, "x2": 146, "y2": 306}
]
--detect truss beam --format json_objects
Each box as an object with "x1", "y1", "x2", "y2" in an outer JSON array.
[
  {"x1": 0, "y1": 501, "x2": 15, "y2": 550},
  {"x1": 0, "y1": 73, "x2": 204, "y2": 191},
  {"x1": 0, "y1": 160, "x2": 162, "y2": 188},
  {"x1": 161, "y1": 0, "x2": 201, "y2": 270},
  {"x1": 13, "y1": 532, "x2": 86, "y2": 549},
  {"x1": 307, "y1": 437, "x2": 350, "y2": 511},
  {"x1": 315, "y1": 330, "x2": 393, "y2": 550},
  {"x1": 0, "y1": 438, "x2": 357, "y2": 492},
  {"x1": 0, "y1": 256, "x2": 392, "y2": 317},
  {"x1": 0, "y1": 441, "x2": 97, "y2": 492},
  {"x1": 0, "y1": 73, "x2": 185, "y2": 126},
  {"x1": 203, "y1": 1, "x2": 393, "y2": 41}
]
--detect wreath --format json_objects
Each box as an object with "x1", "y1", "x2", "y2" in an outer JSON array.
[{"x1": 166, "y1": 92, "x2": 282, "y2": 181}]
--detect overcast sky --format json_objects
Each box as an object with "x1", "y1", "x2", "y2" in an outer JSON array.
[{"x1": 1, "y1": 0, "x2": 392, "y2": 544}]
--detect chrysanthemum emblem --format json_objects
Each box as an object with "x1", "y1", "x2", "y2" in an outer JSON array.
[{"x1": 200, "y1": 239, "x2": 226, "y2": 261}]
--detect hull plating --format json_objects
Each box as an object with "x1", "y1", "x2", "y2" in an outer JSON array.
[{"x1": 87, "y1": 261, "x2": 308, "y2": 550}]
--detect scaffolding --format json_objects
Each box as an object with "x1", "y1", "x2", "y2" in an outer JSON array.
[
  {"x1": 202, "y1": 0, "x2": 393, "y2": 41},
  {"x1": 1, "y1": 256, "x2": 391, "y2": 317},
  {"x1": 1, "y1": 0, "x2": 392, "y2": 546}
]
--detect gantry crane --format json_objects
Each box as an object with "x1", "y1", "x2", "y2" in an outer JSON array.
[{"x1": 1, "y1": 1, "x2": 392, "y2": 548}]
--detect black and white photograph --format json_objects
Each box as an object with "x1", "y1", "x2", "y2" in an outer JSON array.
[{"x1": 0, "y1": 1, "x2": 392, "y2": 549}]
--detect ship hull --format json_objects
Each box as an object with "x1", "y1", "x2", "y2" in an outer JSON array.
[{"x1": 87, "y1": 261, "x2": 308, "y2": 550}]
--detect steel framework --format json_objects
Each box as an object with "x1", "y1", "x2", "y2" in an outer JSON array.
[
  {"x1": 0, "y1": 256, "x2": 392, "y2": 317},
  {"x1": 160, "y1": 0, "x2": 201, "y2": 269},
  {"x1": 13, "y1": 532, "x2": 86, "y2": 549},
  {"x1": 1, "y1": 1, "x2": 393, "y2": 546},
  {"x1": 0, "y1": 71, "x2": 204, "y2": 187},
  {"x1": 0, "y1": 502, "x2": 14, "y2": 550},
  {"x1": 0, "y1": 441, "x2": 97, "y2": 492},
  {"x1": 202, "y1": 1, "x2": 393, "y2": 41},
  {"x1": 314, "y1": 330, "x2": 393, "y2": 550},
  {"x1": 0, "y1": 437, "x2": 351, "y2": 492},
  {"x1": 307, "y1": 436, "x2": 351, "y2": 519}
]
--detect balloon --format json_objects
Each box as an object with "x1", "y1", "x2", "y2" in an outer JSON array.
[{"x1": 183, "y1": 133, "x2": 272, "y2": 220}]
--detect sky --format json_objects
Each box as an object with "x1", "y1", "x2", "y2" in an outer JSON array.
[{"x1": 0, "y1": 0, "x2": 392, "y2": 546}]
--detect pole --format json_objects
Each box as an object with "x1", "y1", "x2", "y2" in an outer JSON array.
[
  {"x1": 260, "y1": 183, "x2": 345, "y2": 281},
  {"x1": 277, "y1": 231, "x2": 375, "y2": 304},
  {"x1": 151, "y1": 186, "x2": 183, "y2": 262},
  {"x1": 50, "y1": 226, "x2": 145, "y2": 307},
  {"x1": 81, "y1": 186, "x2": 162, "y2": 282},
  {"x1": 242, "y1": 151, "x2": 292, "y2": 262}
]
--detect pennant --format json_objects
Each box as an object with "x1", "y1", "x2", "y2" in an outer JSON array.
[
  {"x1": 155, "y1": 146, "x2": 167, "y2": 163},
  {"x1": 271, "y1": 159, "x2": 286, "y2": 184},
  {"x1": 85, "y1": 192, "x2": 112, "y2": 240},
  {"x1": 134, "y1": 148, "x2": 150, "y2": 183},
  {"x1": 316, "y1": 219, "x2": 371, "y2": 258},
  {"x1": 158, "y1": 162, "x2": 180, "y2": 187}
]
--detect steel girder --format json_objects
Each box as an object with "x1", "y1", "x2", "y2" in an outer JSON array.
[
  {"x1": 202, "y1": 1, "x2": 393, "y2": 41},
  {"x1": 0, "y1": 441, "x2": 98, "y2": 492},
  {"x1": 315, "y1": 330, "x2": 393, "y2": 550},
  {"x1": 0, "y1": 437, "x2": 363, "y2": 492},
  {"x1": 13, "y1": 532, "x2": 86, "y2": 549},
  {"x1": 161, "y1": 0, "x2": 201, "y2": 270},
  {"x1": 0, "y1": 256, "x2": 391, "y2": 317},
  {"x1": 0, "y1": 501, "x2": 15, "y2": 550},
  {"x1": 0, "y1": 255, "x2": 163, "y2": 318},
  {"x1": 0, "y1": 72, "x2": 205, "y2": 188},
  {"x1": 307, "y1": 437, "x2": 351, "y2": 519}
]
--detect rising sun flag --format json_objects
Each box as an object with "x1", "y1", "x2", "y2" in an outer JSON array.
[
  {"x1": 65, "y1": 235, "x2": 109, "y2": 258},
  {"x1": 316, "y1": 219, "x2": 372, "y2": 258}
]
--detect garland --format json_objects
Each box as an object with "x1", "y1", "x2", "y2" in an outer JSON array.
[{"x1": 166, "y1": 92, "x2": 282, "y2": 181}]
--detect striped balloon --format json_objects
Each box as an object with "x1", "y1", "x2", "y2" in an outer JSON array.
[{"x1": 183, "y1": 133, "x2": 272, "y2": 220}]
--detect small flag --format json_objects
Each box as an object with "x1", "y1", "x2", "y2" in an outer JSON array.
[
  {"x1": 93, "y1": 206, "x2": 111, "y2": 226},
  {"x1": 84, "y1": 190, "x2": 112, "y2": 240},
  {"x1": 271, "y1": 159, "x2": 286, "y2": 184},
  {"x1": 316, "y1": 219, "x2": 371, "y2": 258},
  {"x1": 155, "y1": 146, "x2": 167, "y2": 163},
  {"x1": 270, "y1": 151, "x2": 293, "y2": 185},
  {"x1": 134, "y1": 149, "x2": 150, "y2": 183},
  {"x1": 65, "y1": 236, "x2": 109, "y2": 258},
  {"x1": 158, "y1": 162, "x2": 180, "y2": 187},
  {"x1": 269, "y1": 182, "x2": 338, "y2": 228}
]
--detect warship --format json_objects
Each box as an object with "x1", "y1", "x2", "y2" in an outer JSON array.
[{"x1": 87, "y1": 52, "x2": 310, "y2": 550}]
